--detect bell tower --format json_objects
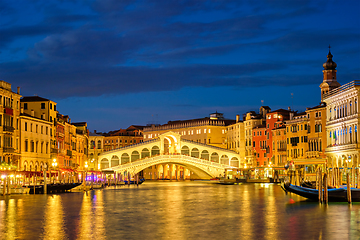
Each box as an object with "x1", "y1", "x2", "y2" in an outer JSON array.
[{"x1": 319, "y1": 46, "x2": 341, "y2": 101}]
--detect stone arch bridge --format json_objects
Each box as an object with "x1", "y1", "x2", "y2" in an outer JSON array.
[{"x1": 100, "y1": 132, "x2": 240, "y2": 179}]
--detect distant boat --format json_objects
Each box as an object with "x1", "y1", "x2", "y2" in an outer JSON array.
[
  {"x1": 0, "y1": 185, "x2": 30, "y2": 194},
  {"x1": 123, "y1": 178, "x2": 145, "y2": 185},
  {"x1": 24, "y1": 183, "x2": 82, "y2": 194},
  {"x1": 281, "y1": 181, "x2": 360, "y2": 202}
]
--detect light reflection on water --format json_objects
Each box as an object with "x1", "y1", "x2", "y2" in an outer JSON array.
[{"x1": 0, "y1": 182, "x2": 359, "y2": 240}]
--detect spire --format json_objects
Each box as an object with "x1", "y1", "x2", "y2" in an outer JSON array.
[{"x1": 323, "y1": 45, "x2": 337, "y2": 70}]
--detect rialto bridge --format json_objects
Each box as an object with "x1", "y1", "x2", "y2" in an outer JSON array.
[{"x1": 99, "y1": 132, "x2": 241, "y2": 180}]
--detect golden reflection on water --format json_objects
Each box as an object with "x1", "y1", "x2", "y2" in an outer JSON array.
[
  {"x1": 239, "y1": 185, "x2": 253, "y2": 239},
  {"x1": 163, "y1": 183, "x2": 183, "y2": 239},
  {"x1": 43, "y1": 195, "x2": 65, "y2": 239},
  {"x1": 264, "y1": 184, "x2": 278, "y2": 240},
  {"x1": 78, "y1": 191, "x2": 105, "y2": 239}
]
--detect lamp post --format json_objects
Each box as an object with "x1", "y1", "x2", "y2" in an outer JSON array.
[
  {"x1": 85, "y1": 161, "x2": 88, "y2": 184},
  {"x1": 52, "y1": 158, "x2": 57, "y2": 184}
]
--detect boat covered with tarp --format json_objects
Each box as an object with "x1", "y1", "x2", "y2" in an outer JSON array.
[{"x1": 281, "y1": 181, "x2": 360, "y2": 202}]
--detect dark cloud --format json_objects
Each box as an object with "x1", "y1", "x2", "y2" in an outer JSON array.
[{"x1": 0, "y1": 0, "x2": 359, "y2": 103}]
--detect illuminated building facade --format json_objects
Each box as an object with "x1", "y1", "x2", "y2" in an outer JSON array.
[
  {"x1": 321, "y1": 49, "x2": 359, "y2": 168},
  {"x1": 102, "y1": 125, "x2": 144, "y2": 151},
  {"x1": 244, "y1": 107, "x2": 268, "y2": 167},
  {"x1": 324, "y1": 81, "x2": 360, "y2": 167},
  {"x1": 89, "y1": 131, "x2": 104, "y2": 171},
  {"x1": 20, "y1": 96, "x2": 58, "y2": 164},
  {"x1": 0, "y1": 81, "x2": 22, "y2": 169},
  {"x1": 271, "y1": 126, "x2": 287, "y2": 167},
  {"x1": 19, "y1": 112, "x2": 52, "y2": 171},
  {"x1": 226, "y1": 115, "x2": 245, "y2": 167},
  {"x1": 143, "y1": 112, "x2": 235, "y2": 149}
]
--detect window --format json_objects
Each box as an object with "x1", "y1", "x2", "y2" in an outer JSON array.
[
  {"x1": 50, "y1": 116, "x2": 53, "y2": 122},
  {"x1": 25, "y1": 122, "x2": 27, "y2": 131},
  {"x1": 46, "y1": 127, "x2": 48, "y2": 135},
  {"x1": 41, "y1": 126, "x2": 43, "y2": 134},
  {"x1": 24, "y1": 103, "x2": 28, "y2": 110},
  {"x1": 36, "y1": 125, "x2": 38, "y2": 133},
  {"x1": 50, "y1": 103, "x2": 52, "y2": 110},
  {"x1": 30, "y1": 124, "x2": 32, "y2": 132},
  {"x1": 31, "y1": 141, "x2": 34, "y2": 152},
  {"x1": 41, "y1": 103, "x2": 45, "y2": 109},
  {"x1": 54, "y1": 105, "x2": 56, "y2": 111}
]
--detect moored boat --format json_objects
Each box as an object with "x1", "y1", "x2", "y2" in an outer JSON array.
[{"x1": 282, "y1": 181, "x2": 360, "y2": 202}]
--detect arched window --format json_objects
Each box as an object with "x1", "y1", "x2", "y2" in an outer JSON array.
[
  {"x1": 97, "y1": 140, "x2": 101, "y2": 149},
  {"x1": 220, "y1": 155, "x2": 229, "y2": 165},
  {"x1": 210, "y1": 152, "x2": 219, "y2": 163},
  {"x1": 111, "y1": 155, "x2": 119, "y2": 167},
  {"x1": 181, "y1": 146, "x2": 189, "y2": 155},
  {"x1": 151, "y1": 146, "x2": 160, "y2": 156},
  {"x1": 191, "y1": 148, "x2": 199, "y2": 158},
  {"x1": 121, "y1": 153, "x2": 130, "y2": 164},
  {"x1": 141, "y1": 148, "x2": 150, "y2": 159},
  {"x1": 131, "y1": 151, "x2": 140, "y2": 162},
  {"x1": 201, "y1": 150, "x2": 209, "y2": 160}
]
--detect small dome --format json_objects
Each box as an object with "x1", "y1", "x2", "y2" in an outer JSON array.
[{"x1": 323, "y1": 49, "x2": 337, "y2": 70}]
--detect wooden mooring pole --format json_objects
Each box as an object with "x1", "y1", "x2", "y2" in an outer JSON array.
[
  {"x1": 323, "y1": 173, "x2": 328, "y2": 204},
  {"x1": 347, "y1": 173, "x2": 352, "y2": 204}
]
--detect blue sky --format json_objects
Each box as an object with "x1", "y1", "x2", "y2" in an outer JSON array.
[{"x1": 1, "y1": 0, "x2": 359, "y2": 132}]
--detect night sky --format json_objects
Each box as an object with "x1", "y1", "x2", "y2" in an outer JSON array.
[{"x1": 1, "y1": 0, "x2": 359, "y2": 132}]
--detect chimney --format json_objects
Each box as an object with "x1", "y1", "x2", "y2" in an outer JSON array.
[
  {"x1": 94, "y1": 130, "x2": 97, "y2": 134},
  {"x1": 236, "y1": 115, "x2": 240, "y2": 123},
  {"x1": 31, "y1": 110, "x2": 34, "y2": 117},
  {"x1": 17, "y1": 87, "x2": 20, "y2": 94},
  {"x1": 288, "y1": 106, "x2": 291, "y2": 111}
]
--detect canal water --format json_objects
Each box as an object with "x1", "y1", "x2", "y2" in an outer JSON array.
[{"x1": 0, "y1": 182, "x2": 359, "y2": 240}]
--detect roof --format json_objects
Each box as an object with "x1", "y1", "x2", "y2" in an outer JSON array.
[
  {"x1": 306, "y1": 102, "x2": 326, "y2": 111},
  {"x1": 21, "y1": 96, "x2": 51, "y2": 102}
]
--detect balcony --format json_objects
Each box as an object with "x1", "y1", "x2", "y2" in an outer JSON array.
[
  {"x1": 277, "y1": 148, "x2": 286, "y2": 152},
  {"x1": 3, "y1": 126, "x2": 14, "y2": 132},
  {"x1": 326, "y1": 143, "x2": 359, "y2": 153},
  {"x1": 306, "y1": 151, "x2": 320, "y2": 158},
  {"x1": 51, "y1": 148, "x2": 58, "y2": 154},
  {"x1": 67, "y1": 150, "x2": 72, "y2": 156},
  {"x1": 2, "y1": 147, "x2": 14, "y2": 153}
]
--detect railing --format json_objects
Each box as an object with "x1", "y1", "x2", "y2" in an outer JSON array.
[
  {"x1": 277, "y1": 148, "x2": 286, "y2": 152},
  {"x1": 323, "y1": 80, "x2": 360, "y2": 99}
]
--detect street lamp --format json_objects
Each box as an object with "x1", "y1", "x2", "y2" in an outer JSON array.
[
  {"x1": 85, "y1": 161, "x2": 88, "y2": 183},
  {"x1": 52, "y1": 158, "x2": 57, "y2": 184}
]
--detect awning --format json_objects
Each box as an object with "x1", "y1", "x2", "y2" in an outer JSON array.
[{"x1": 293, "y1": 159, "x2": 327, "y2": 165}]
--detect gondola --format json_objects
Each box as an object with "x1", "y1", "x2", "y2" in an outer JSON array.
[{"x1": 281, "y1": 181, "x2": 360, "y2": 202}]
